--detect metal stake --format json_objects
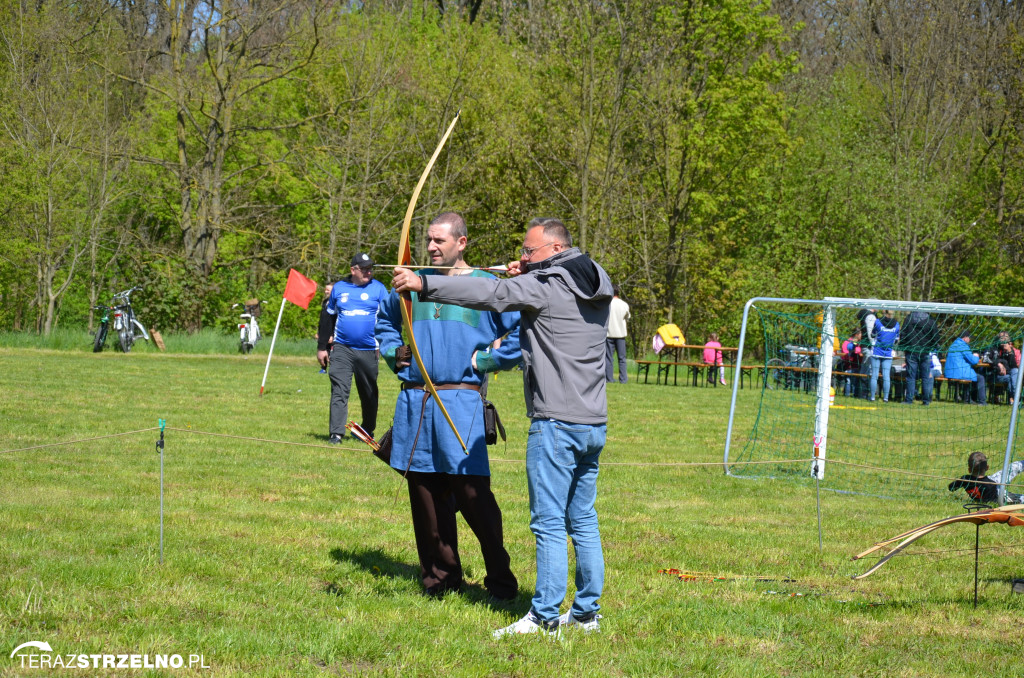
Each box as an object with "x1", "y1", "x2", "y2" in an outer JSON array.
[
  {"x1": 974, "y1": 523, "x2": 980, "y2": 609},
  {"x1": 157, "y1": 419, "x2": 165, "y2": 565},
  {"x1": 815, "y1": 469, "x2": 823, "y2": 552}
]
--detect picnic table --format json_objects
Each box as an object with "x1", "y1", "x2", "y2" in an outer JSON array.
[{"x1": 636, "y1": 344, "x2": 743, "y2": 387}]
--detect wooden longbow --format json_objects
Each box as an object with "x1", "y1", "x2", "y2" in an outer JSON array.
[
  {"x1": 397, "y1": 110, "x2": 467, "y2": 452},
  {"x1": 851, "y1": 504, "x2": 1024, "y2": 580}
]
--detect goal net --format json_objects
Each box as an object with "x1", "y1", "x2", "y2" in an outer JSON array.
[{"x1": 724, "y1": 298, "x2": 1024, "y2": 502}]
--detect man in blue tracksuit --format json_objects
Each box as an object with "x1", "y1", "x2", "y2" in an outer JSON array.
[{"x1": 318, "y1": 253, "x2": 389, "y2": 443}]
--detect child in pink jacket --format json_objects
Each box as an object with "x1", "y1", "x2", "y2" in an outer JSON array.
[{"x1": 703, "y1": 333, "x2": 726, "y2": 386}]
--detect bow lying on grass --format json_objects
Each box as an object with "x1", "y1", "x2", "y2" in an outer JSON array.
[{"x1": 851, "y1": 504, "x2": 1024, "y2": 580}]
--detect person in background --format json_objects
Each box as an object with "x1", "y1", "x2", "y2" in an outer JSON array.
[
  {"x1": 318, "y1": 254, "x2": 388, "y2": 443},
  {"x1": 856, "y1": 308, "x2": 878, "y2": 399},
  {"x1": 944, "y1": 330, "x2": 986, "y2": 405},
  {"x1": 901, "y1": 311, "x2": 939, "y2": 406},
  {"x1": 948, "y1": 451, "x2": 1023, "y2": 504},
  {"x1": 839, "y1": 329, "x2": 863, "y2": 397},
  {"x1": 870, "y1": 310, "x2": 900, "y2": 402},
  {"x1": 316, "y1": 283, "x2": 334, "y2": 374},
  {"x1": 703, "y1": 333, "x2": 726, "y2": 386},
  {"x1": 991, "y1": 332, "x2": 1020, "y2": 405},
  {"x1": 605, "y1": 286, "x2": 630, "y2": 384}
]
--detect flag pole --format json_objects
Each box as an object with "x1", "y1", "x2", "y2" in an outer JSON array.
[{"x1": 260, "y1": 299, "x2": 287, "y2": 396}]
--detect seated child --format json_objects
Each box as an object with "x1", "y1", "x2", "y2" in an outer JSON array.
[
  {"x1": 948, "y1": 451, "x2": 1024, "y2": 504},
  {"x1": 703, "y1": 333, "x2": 726, "y2": 386},
  {"x1": 839, "y1": 329, "x2": 863, "y2": 397}
]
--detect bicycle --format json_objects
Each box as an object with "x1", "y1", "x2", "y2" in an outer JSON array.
[
  {"x1": 92, "y1": 286, "x2": 150, "y2": 353},
  {"x1": 765, "y1": 344, "x2": 816, "y2": 391},
  {"x1": 232, "y1": 300, "x2": 267, "y2": 354}
]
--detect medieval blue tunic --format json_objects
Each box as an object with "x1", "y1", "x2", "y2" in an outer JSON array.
[{"x1": 376, "y1": 269, "x2": 522, "y2": 476}]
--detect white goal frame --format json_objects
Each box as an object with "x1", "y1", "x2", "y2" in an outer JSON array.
[{"x1": 723, "y1": 297, "x2": 1024, "y2": 503}]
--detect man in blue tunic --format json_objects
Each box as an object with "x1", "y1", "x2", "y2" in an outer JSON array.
[
  {"x1": 318, "y1": 253, "x2": 389, "y2": 443},
  {"x1": 376, "y1": 212, "x2": 522, "y2": 600}
]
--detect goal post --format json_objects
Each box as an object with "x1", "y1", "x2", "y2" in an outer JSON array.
[{"x1": 724, "y1": 297, "x2": 1024, "y2": 503}]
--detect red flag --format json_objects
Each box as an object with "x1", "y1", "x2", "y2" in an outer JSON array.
[{"x1": 283, "y1": 268, "x2": 317, "y2": 309}]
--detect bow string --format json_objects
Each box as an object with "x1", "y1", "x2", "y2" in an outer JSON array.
[{"x1": 397, "y1": 110, "x2": 467, "y2": 452}]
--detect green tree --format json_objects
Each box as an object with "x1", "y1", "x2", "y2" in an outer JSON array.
[
  {"x1": 627, "y1": 0, "x2": 797, "y2": 336},
  {"x1": 110, "y1": 0, "x2": 329, "y2": 330}
]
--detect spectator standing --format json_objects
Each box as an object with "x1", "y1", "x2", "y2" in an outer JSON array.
[
  {"x1": 856, "y1": 308, "x2": 878, "y2": 398},
  {"x1": 901, "y1": 311, "x2": 940, "y2": 406},
  {"x1": 605, "y1": 286, "x2": 630, "y2": 384},
  {"x1": 377, "y1": 212, "x2": 523, "y2": 601},
  {"x1": 391, "y1": 217, "x2": 613, "y2": 637},
  {"x1": 317, "y1": 254, "x2": 388, "y2": 443},
  {"x1": 703, "y1": 333, "x2": 727, "y2": 386},
  {"x1": 870, "y1": 310, "x2": 900, "y2": 402},
  {"x1": 944, "y1": 330, "x2": 986, "y2": 405}
]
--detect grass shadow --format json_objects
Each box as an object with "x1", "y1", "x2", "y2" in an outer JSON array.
[
  {"x1": 330, "y1": 546, "x2": 419, "y2": 581},
  {"x1": 328, "y1": 546, "x2": 527, "y2": 612}
]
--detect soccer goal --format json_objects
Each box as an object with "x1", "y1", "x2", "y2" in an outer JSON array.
[{"x1": 723, "y1": 297, "x2": 1024, "y2": 502}]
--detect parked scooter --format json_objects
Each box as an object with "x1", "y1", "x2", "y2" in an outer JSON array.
[{"x1": 233, "y1": 300, "x2": 268, "y2": 354}]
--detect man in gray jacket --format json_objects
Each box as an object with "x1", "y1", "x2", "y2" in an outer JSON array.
[{"x1": 392, "y1": 217, "x2": 613, "y2": 638}]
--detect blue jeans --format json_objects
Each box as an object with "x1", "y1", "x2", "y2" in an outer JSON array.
[
  {"x1": 870, "y1": 356, "x2": 892, "y2": 401},
  {"x1": 605, "y1": 337, "x2": 627, "y2": 383},
  {"x1": 904, "y1": 352, "x2": 933, "y2": 405},
  {"x1": 525, "y1": 418, "x2": 606, "y2": 623},
  {"x1": 973, "y1": 373, "x2": 987, "y2": 404},
  {"x1": 842, "y1": 366, "x2": 858, "y2": 396},
  {"x1": 996, "y1": 368, "x2": 1020, "y2": 398}
]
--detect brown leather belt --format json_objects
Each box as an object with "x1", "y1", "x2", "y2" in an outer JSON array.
[
  {"x1": 398, "y1": 382, "x2": 478, "y2": 477},
  {"x1": 401, "y1": 382, "x2": 481, "y2": 393}
]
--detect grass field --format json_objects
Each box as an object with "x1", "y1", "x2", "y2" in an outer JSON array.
[{"x1": 2, "y1": 346, "x2": 1023, "y2": 676}]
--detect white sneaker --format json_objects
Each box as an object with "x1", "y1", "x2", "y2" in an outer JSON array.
[
  {"x1": 493, "y1": 610, "x2": 560, "y2": 639},
  {"x1": 558, "y1": 611, "x2": 602, "y2": 633}
]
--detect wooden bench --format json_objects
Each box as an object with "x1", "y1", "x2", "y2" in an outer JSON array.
[
  {"x1": 933, "y1": 376, "x2": 974, "y2": 402},
  {"x1": 636, "y1": 359, "x2": 675, "y2": 385},
  {"x1": 636, "y1": 360, "x2": 710, "y2": 386},
  {"x1": 761, "y1": 364, "x2": 819, "y2": 392},
  {"x1": 738, "y1": 365, "x2": 756, "y2": 389}
]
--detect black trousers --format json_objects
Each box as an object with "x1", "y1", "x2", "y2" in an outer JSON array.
[
  {"x1": 328, "y1": 344, "x2": 378, "y2": 437},
  {"x1": 405, "y1": 471, "x2": 517, "y2": 599}
]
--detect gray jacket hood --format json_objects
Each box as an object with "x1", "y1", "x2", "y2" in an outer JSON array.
[{"x1": 524, "y1": 247, "x2": 609, "y2": 301}]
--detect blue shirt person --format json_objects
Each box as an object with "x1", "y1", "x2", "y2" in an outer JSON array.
[
  {"x1": 869, "y1": 311, "x2": 900, "y2": 402},
  {"x1": 317, "y1": 253, "x2": 388, "y2": 442},
  {"x1": 945, "y1": 330, "x2": 986, "y2": 405}
]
